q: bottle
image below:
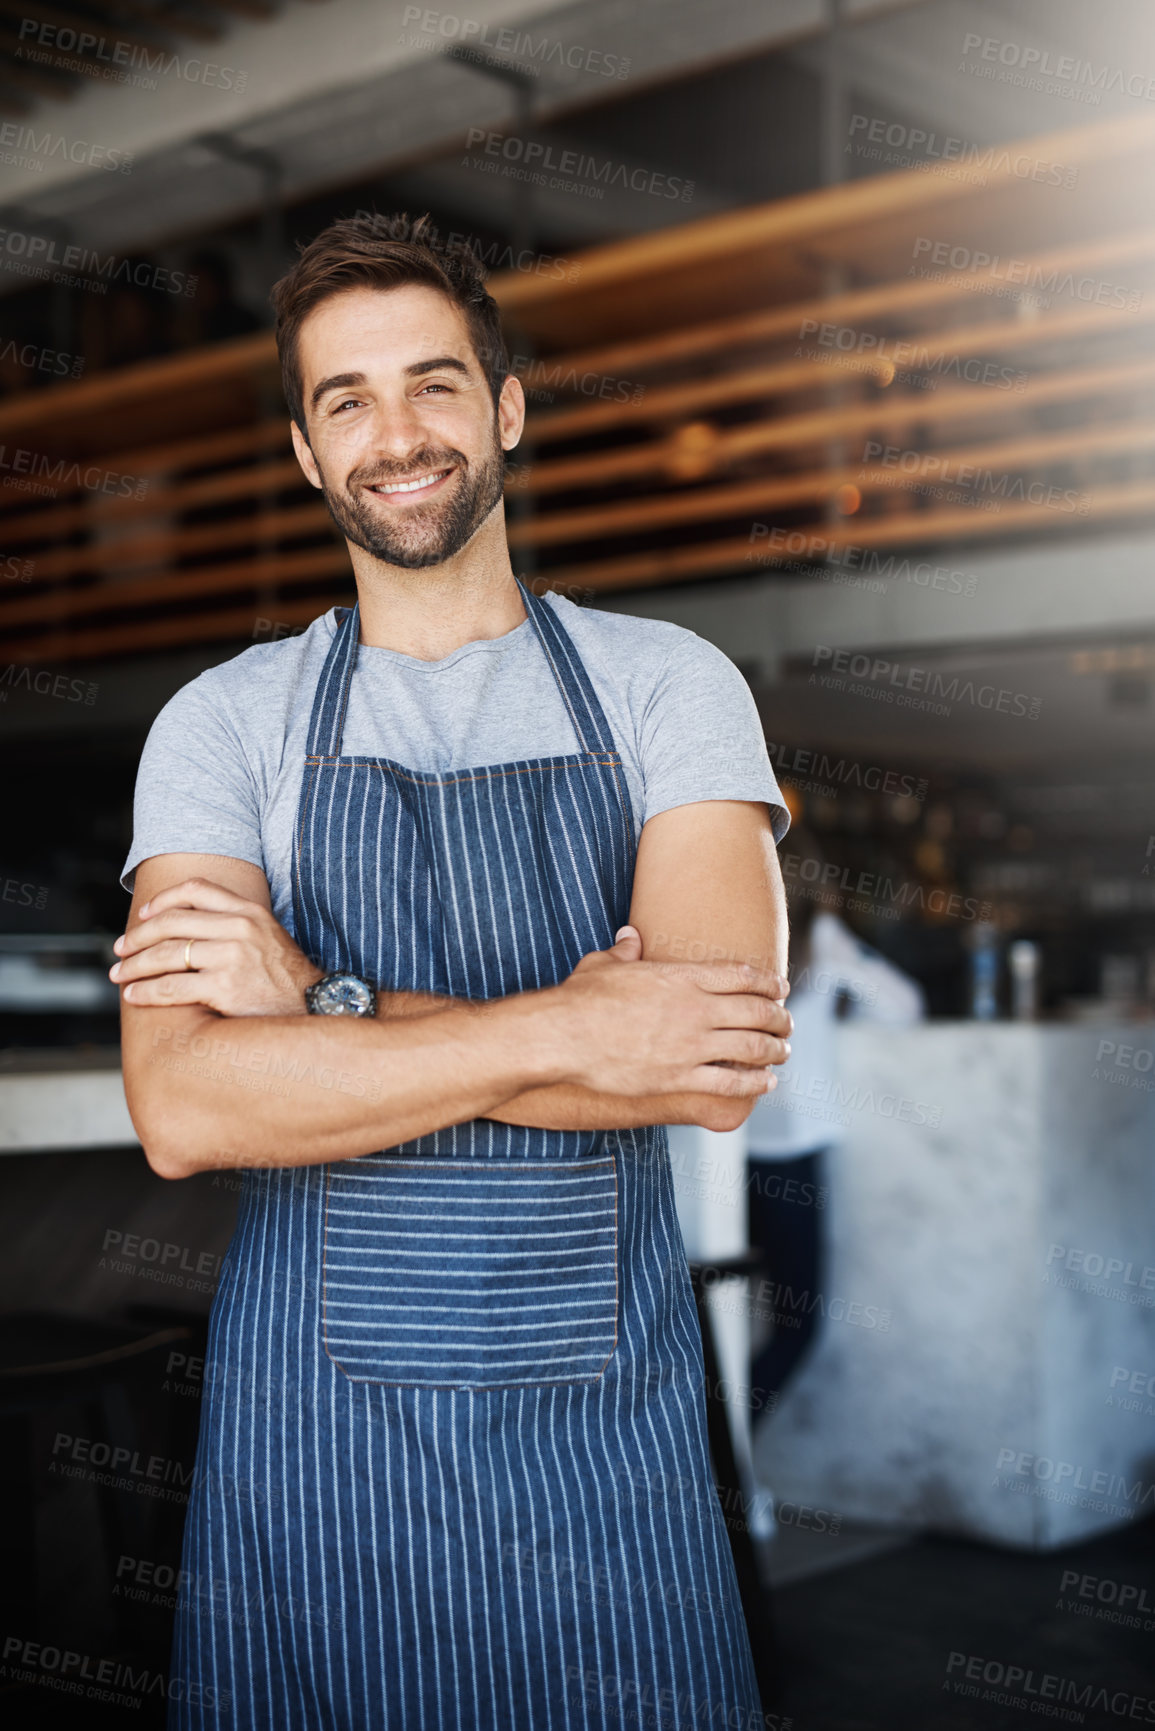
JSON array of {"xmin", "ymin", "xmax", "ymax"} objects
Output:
[
  {"xmin": 970, "ymin": 921, "xmax": 999, "ymax": 1020},
  {"xmin": 1008, "ymin": 940, "xmax": 1040, "ymax": 1020}
]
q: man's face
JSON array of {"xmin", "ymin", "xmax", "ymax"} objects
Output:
[{"xmin": 292, "ymin": 283, "xmax": 522, "ymax": 569}]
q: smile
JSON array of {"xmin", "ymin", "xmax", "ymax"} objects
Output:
[{"xmin": 368, "ymin": 468, "xmax": 453, "ymax": 500}]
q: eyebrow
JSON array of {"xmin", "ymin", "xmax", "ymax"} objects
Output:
[{"xmin": 309, "ymin": 356, "xmax": 473, "ymax": 412}]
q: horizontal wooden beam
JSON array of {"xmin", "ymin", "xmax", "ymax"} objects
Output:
[
  {"xmin": 6, "ymin": 547, "xmax": 351, "ymax": 659},
  {"xmin": 509, "ymin": 418, "xmax": 1155, "ymax": 551},
  {"xmin": 525, "ymin": 230, "xmax": 1155, "ymax": 383},
  {"xmin": 528, "ymin": 479, "xmax": 1155, "ymax": 596},
  {"xmin": 518, "ymin": 351, "xmax": 1155, "ymax": 497},
  {"xmin": 491, "ymin": 112, "xmax": 1155, "ymax": 316},
  {"xmin": 522, "ymin": 292, "xmax": 1155, "ymax": 444}
]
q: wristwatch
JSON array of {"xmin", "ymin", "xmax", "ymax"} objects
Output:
[{"xmin": 304, "ymin": 971, "xmax": 378, "ymax": 1017}]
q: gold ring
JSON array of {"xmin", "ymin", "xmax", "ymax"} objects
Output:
[{"xmin": 184, "ymin": 938, "xmax": 195, "ymax": 972}]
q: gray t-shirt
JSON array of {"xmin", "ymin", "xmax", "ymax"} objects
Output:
[{"xmin": 122, "ymin": 592, "xmax": 789, "ymax": 929}]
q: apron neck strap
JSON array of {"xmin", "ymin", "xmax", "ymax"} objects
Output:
[
  {"xmin": 306, "ymin": 602, "xmax": 361, "ymax": 758},
  {"xmin": 515, "ymin": 580, "xmax": 617, "ymax": 755},
  {"xmin": 306, "ymin": 584, "xmax": 618, "ymax": 759}
]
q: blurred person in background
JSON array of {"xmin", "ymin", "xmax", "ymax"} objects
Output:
[{"xmin": 745, "ymin": 824, "xmax": 924, "ymax": 1532}]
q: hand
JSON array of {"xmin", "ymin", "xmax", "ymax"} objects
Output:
[
  {"xmin": 110, "ymin": 877, "xmax": 324, "ymax": 1015},
  {"xmin": 569, "ymin": 924, "xmax": 645, "ymax": 974},
  {"xmin": 554, "ymin": 944, "xmax": 792, "ymax": 1101}
]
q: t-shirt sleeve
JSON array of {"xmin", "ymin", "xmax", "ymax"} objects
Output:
[
  {"xmin": 120, "ymin": 673, "xmax": 265, "ymax": 896},
  {"xmin": 638, "ymin": 631, "xmax": 790, "ymax": 841}
]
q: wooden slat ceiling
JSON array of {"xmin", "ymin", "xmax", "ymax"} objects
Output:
[{"xmin": 2, "ymin": 109, "xmax": 1155, "ymax": 664}]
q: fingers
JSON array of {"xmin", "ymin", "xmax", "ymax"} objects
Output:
[
  {"xmin": 704, "ymin": 992, "xmax": 793, "ymax": 1039},
  {"xmin": 119, "ymin": 971, "xmax": 220, "ymax": 1007},
  {"xmin": 609, "ymin": 926, "xmax": 643, "ymax": 961},
  {"xmin": 116, "ymin": 909, "xmax": 251, "ymax": 959},
  {"xmin": 137, "ymin": 878, "xmax": 253, "ymax": 921},
  {"xmin": 661, "ymin": 960, "xmax": 789, "ymax": 1000},
  {"xmin": 707, "ymin": 1031, "xmax": 791, "ymax": 1069},
  {"xmin": 686, "ymin": 1064, "xmax": 776, "ymax": 1098},
  {"xmin": 114, "ymin": 938, "xmax": 237, "ymax": 988}
]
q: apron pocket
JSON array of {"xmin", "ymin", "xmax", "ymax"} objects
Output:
[{"xmin": 321, "ymin": 1155, "xmax": 619, "ymax": 1388}]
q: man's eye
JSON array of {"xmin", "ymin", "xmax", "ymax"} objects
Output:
[
  {"xmin": 419, "ymin": 382, "xmax": 452, "ymax": 394},
  {"xmin": 332, "ymin": 398, "xmax": 362, "ymax": 414}
]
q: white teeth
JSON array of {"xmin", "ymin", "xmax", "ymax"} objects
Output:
[{"xmin": 371, "ymin": 470, "xmax": 448, "ymax": 495}]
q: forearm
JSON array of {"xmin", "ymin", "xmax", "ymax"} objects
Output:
[
  {"xmin": 125, "ymin": 992, "xmax": 568, "ymax": 1179},
  {"xmin": 378, "ymin": 993, "xmax": 751, "ymax": 1131},
  {"xmin": 487, "ymin": 1083, "xmax": 755, "ymax": 1134},
  {"xmin": 378, "ymin": 997, "xmax": 763, "ymax": 1132}
]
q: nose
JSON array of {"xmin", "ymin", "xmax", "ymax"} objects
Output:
[{"xmin": 363, "ymin": 392, "xmax": 432, "ymax": 464}]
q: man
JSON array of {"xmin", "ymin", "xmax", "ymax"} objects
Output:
[{"xmin": 115, "ymin": 213, "xmax": 792, "ymax": 1729}]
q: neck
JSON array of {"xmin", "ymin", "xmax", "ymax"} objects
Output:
[{"xmin": 349, "ymin": 516, "xmax": 526, "ymax": 660}]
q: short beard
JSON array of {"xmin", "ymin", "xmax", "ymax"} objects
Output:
[{"xmin": 315, "ymin": 419, "xmax": 507, "ymax": 570}]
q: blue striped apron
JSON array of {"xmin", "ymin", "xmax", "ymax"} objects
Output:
[{"xmin": 169, "ymin": 582, "xmax": 762, "ymax": 1728}]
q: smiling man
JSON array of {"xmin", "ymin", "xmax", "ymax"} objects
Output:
[{"xmin": 116, "ymin": 213, "xmax": 792, "ymax": 1730}]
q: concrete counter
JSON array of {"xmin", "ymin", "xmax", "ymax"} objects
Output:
[{"xmin": 754, "ymin": 1022, "xmax": 1155, "ymax": 1549}]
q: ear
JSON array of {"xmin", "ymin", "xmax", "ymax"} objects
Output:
[
  {"xmin": 289, "ymin": 419, "xmax": 322, "ymax": 490},
  {"xmin": 498, "ymin": 372, "xmax": 526, "ymax": 453}
]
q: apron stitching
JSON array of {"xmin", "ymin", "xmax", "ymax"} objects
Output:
[{"xmin": 303, "ymin": 756, "xmax": 619, "ymax": 778}]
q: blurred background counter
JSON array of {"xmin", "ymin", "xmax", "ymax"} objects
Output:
[{"xmin": 672, "ymin": 1020, "xmax": 1155, "ymax": 1552}]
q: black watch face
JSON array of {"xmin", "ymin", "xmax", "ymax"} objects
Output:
[{"xmin": 311, "ymin": 973, "xmax": 374, "ymax": 1015}]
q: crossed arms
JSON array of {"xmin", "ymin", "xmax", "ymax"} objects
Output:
[{"xmin": 118, "ymin": 800, "xmax": 790, "ymax": 1179}]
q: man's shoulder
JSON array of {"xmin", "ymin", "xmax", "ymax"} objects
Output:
[
  {"xmin": 156, "ymin": 610, "xmax": 335, "ymax": 731},
  {"xmin": 544, "ymin": 592, "xmax": 727, "ymax": 677}
]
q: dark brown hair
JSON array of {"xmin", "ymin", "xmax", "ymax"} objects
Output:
[{"xmin": 269, "ymin": 212, "xmax": 511, "ymax": 441}]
